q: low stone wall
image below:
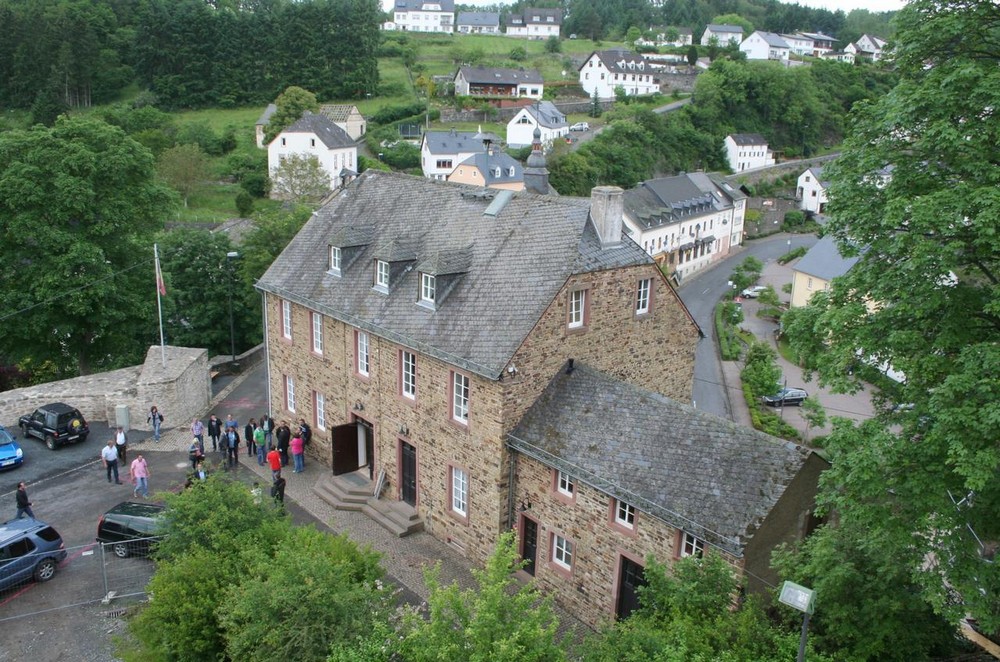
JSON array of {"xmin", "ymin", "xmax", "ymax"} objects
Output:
[{"xmin": 0, "ymin": 345, "xmax": 210, "ymax": 433}]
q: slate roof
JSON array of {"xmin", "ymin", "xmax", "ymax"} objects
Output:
[
  {"xmin": 508, "ymin": 362, "xmax": 813, "ymax": 556},
  {"xmin": 506, "ymin": 8, "xmax": 562, "ymax": 27},
  {"xmin": 457, "ymin": 11, "xmax": 499, "ymax": 27},
  {"xmin": 793, "ymin": 235, "xmax": 860, "ymax": 282},
  {"xmin": 706, "ymin": 23, "xmax": 743, "ymax": 33},
  {"xmin": 456, "ymin": 66, "xmax": 543, "ymax": 86},
  {"xmin": 422, "ymin": 129, "xmax": 488, "ymax": 156},
  {"xmin": 279, "ymin": 112, "xmax": 355, "ymax": 149},
  {"xmin": 256, "ymin": 171, "xmax": 651, "ymax": 379},
  {"xmin": 728, "ymin": 133, "xmax": 769, "ymax": 146},
  {"xmin": 521, "ymin": 101, "xmax": 566, "ymax": 128},
  {"xmin": 395, "ymin": 0, "xmax": 454, "ymax": 11},
  {"xmin": 751, "ymin": 31, "xmax": 791, "ymax": 49},
  {"xmin": 319, "ymin": 104, "xmax": 361, "ymax": 123},
  {"xmin": 455, "ymin": 150, "xmax": 524, "ymax": 185},
  {"xmin": 803, "ymin": 166, "xmax": 829, "ymax": 187},
  {"xmin": 581, "ymin": 49, "xmax": 648, "ymax": 74},
  {"xmin": 256, "ymin": 103, "xmax": 277, "ymax": 127},
  {"xmin": 624, "ymin": 173, "xmax": 743, "ymax": 229},
  {"xmin": 799, "ymin": 31, "xmax": 838, "ymax": 43}
]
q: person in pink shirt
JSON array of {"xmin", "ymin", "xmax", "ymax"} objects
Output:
[
  {"xmin": 129, "ymin": 454, "xmax": 150, "ymax": 499},
  {"xmin": 290, "ymin": 433, "xmax": 305, "ymax": 473}
]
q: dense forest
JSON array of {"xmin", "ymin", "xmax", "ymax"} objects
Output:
[
  {"xmin": 460, "ymin": 0, "xmax": 896, "ymax": 46},
  {"xmin": 0, "ymin": 0, "xmax": 382, "ymax": 111}
]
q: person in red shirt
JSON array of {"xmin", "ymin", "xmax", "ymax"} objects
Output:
[{"xmin": 267, "ymin": 446, "xmax": 282, "ymax": 480}]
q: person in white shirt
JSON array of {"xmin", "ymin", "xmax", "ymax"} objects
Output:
[
  {"xmin": 101, "ymin": 440, "xmax": 122, "ymax": 484},
  {"xmin": 115, "ymin": 426, "xmax": 128, "ymax": 463}
]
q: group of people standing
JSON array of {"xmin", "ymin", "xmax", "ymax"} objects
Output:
[
  {"xmin": 189, "ymin": 413, "xmax": 311, "ymax": 481},
  {"xmin": 99, "ymin": 437, "xmax": 150, "ymax": 498}
]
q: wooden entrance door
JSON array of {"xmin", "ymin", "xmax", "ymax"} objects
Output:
[
  {"xmin": 616, "ymin": 556, "xmax": 646, "ymax": 620},
  {"xmin": 520, "ymin": 516, "xmax": 538, "ymax": 576},
  {"xmin": 330, "ymin": 423, "xmax": 359, "ymax": 475},
  {"xmin": 400, "ymin": 441, "xmax": 417, "ymax": 506}
]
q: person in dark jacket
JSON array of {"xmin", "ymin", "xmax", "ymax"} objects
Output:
[
  {"xmin": 15, "ymin": 482, "xmax": 34, "ymax": 519},
  {"xmin": 224, "ymin": 427, "xmax": 241, "ymax": 469},
  {"xmin": 271, "ymin": 475, "xmax": 286, "ymax": 506},
  {"xmin": 207, "ymin": 415, "xmax": 223, "ymax": 453},
  {"xmin": 244, "ymin": 419, "xmax": 257, "ymax": 458},
  {"xmin": 275, "ymin": 421, "xmax": 291, "ymax": 467}
]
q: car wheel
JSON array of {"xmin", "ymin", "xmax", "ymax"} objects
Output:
[
  {"xmin": 113, "ymin": 543, "xmax": 130, "ymax": 558},
  {"xmin": 34, "ymin": 558, "xmax": 57, "ymax": 582},
  {"xmin": 21, "ymin": 425, "xmax": 30, "ymax": 438},
  {"xmin": 44, "ymin": 435, "xmax": 57, "ymax": 450}
]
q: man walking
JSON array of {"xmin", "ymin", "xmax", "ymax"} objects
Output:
[
  {"xmin": 15, "ymin": 482, "xmax": 34, "ymax": 519},
  {"xmin": 130, "ymin": 454, "xmax": 150, "ymax": 499},
  {"xmin": 254, "ymin": 424, "xmax": 266, "ymax": 466},
  {"xmin": 207, "ymin": 414, "xmax": 222, "ymax": 453},
  {"xmin": 147, "ymin": 405, "xmax": 163, "ymax": 442},
  {"xmin": 102, "ymin": 439, "xmax": 122, "ymax": 484},
  {"xmin": 115, "ymin": 425, "xmax": 128, "ymax": 463},
  {"xmin": 260, "ymin": 413, "xmax": 274, "ymax": 451},
  {"xmin": 225, "ymin": 426, "xmax": 241, "ymax": 469}
]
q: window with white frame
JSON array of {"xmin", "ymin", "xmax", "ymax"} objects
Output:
[
  {"xmin": 285, "ymin": 375, "xmax": 296, "ymax": 412},
  {"xmin": 615, "ymin": 500, "xmax": 636, "ymax": 529},
  {"xmin": 680, "ymin": 531, "xmax": 704, "ymax": 558},
  {"xmin": 451, "ymin": 466, "xmax": 468, "ymax": 516},
  {"xmin": 552, "ymin": 534, "xmax": 573, "ymax": 570},
  {"xmin": 311, "ymin": 312, "xmax": 323, "ymax": 354},
  {"xmin": 357, "ymin": 330, "xmax": 370, "ymax": 377},
  {"xmin": 420, "ymin": 273, "xmax": 436, "ymax": 304},
  {"xmin": 281, "ymin": 300, "xmax": 292, "ymax": 339},
  {"xmin": 636, "ymin": 278, "xmax": 651, "ymax": 315},
  {"xmin": 568, "ymin": 289, "xmax": 585, "ymax": 328},
  {"xmin": 402, "ymin": 351, "xmax": 416, "ymax": 399},
  {"xmin": 452, "ymin": 372, "xmax": 469, "ymax": 424},
  {"xmin": 315, "ymin": 392, "xmax": 326, "ymax": 430},
  {"xmin": 329, "ymin": 246, "xmax": 341, "ymax": 274},
  {"xmin": 375, "ymin": 260, "xmax": 390, "ymax": 290},
  {"xmin": 556, "ymin": 471, "xmax": 574, "ymax": 497}
]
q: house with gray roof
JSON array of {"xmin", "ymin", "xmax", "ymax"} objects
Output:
[
  {"xmin": 267, "ymin": 111, "xmax": 357, "ymax": 198},
  {"xmin": 797, "ymin": 165, "xmax": 829, "ymax": 213},
  {"xmin": 318, "ymin": 104, "xmax": 366, "ymax": 141},
  {"xmin": 700, "ymin": 23, "xmax": 743, "ymax": 46},
  {"xmin": 724, "ymin": 133, "xmax": 776, "ymax": 172},
  {"xmin": 790, "ymin": 235, "xmax": 861, "ymax": 308},
  {"xmin": 447, "ymin": 149, "xmax": 524, "ymax": 191},
  {"xmin": 509, "ymin": 361, "xmax": 827, "ymax": 615},
  {"xmin": 623, "ymin": 173, "xmax": 747, "ymax": 281},
  {"xmin": 453, "ymin": 66, "xmax": 544, "ymax": 99},
  {"xmin": 255, "ymin": 103, "xmax": 278, "ymax": 148},
  {"xmin": 579, "ymin": 49, "xmax": 659, "ymax": 100},
  {"xmin": 506, "ymin": 100, "xmax": 568, "ymax": 148},
  {"xmin": 388, "ymin": 0, "xmax": 455, "ymax": 33},
  {"xmin": 505, "ymin": 7, "xmax": 561, "ymax": 39},
  {"xmin": 255, "ymin": 170, "xmax": 718, "ymax": 626},
  {"xmin": 740, "ymin": 30, "xmax": 792, "ymax": 61},
  {"xmin": 420, "ymin": 128, "xmax": 493, "ymax": 180},
  {"xmin": 456, "ymin": 11, "xmax": 499, "ymax": 34}
]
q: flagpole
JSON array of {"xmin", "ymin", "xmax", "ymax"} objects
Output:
[{"xmin": 154, "ymin": 243, "xmax": 166, "ymax": 367}]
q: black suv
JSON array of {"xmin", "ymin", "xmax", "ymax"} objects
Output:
[
  {"xmin": 96, "ymin": 501, "xmax": 165, "ymax": 558},
  {"xmin": 19, "ymin": 403, "xmax": 89, "ymax": 450}
]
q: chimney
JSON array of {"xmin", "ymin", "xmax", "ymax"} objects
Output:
[{"xmin": 590, "ymin": 186, "xmax": 624, "ymax": 248}]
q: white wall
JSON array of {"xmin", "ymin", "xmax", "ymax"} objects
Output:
[
  {"xmin": 269, "ymin": 132, "xmax": 357, "ymax": 190},
  {"xmin": 797, "ymin": 170, "xmax": 828, "ymax": 213},
  {"xmin": 506, "ymin": 110, "xmax": 568, "ymax": 148},
  {"xmin": 579, "ymin": 54, "xmax": 658, "ymax": 100},
  {"xmin": 724, "ymin": 136, "xmax": 775, "ymax": 172}
]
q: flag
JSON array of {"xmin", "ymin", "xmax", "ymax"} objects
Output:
[{"xmin": 155, "ymin": 258, "xmax": 167, "ymax": 296}]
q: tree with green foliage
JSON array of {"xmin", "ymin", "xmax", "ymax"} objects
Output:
[
  {"xmin": 626, "ymin": 26, "xmax": 641, "ymax": 44},
  {"xmin": 686, "ymin": 44, "xmax": 698, "ymax": 68},
  {"xmin": 0, "ymin": 117, "xmax": 174, "ymax": 377},
  {"xmin": 799, "ymin": 397, "xmax": 826, "ymax": 441},
  {"xmin": 157, "ymin": 143, "xmax": 209, "ymax": 207},
  {"xmin": 265, "ymin": 85, "xmax": 319, "ymax": 145},
  {"xmin": 545, "ymin": 35, "xmax": 561, "ymax": 54},
  {"xmin": 711, "ymin": 13, "xmax": 754, "ymax": 37},
  {"xmin": 778, "ymin": 0, "xmax": 1000, "ymax": 641},
  {"xmin": 509, "ymin": 46, "xmax": 527, "ymax": 61},
  {"xmin": 589, "ymin": 88, "xmax": 601, "ymax": 118},
  {"xmin": 729, "ymin": 255, "xmax": 763, "ymax": 292},
  {"xmin": 270, "ymin": 154, "xmax": 331, "ymax": 204},
  {"xmin": 741, "ymin": 341, "xmax": 781, "ymax": 399},
  {"xmin": 399, "ymin": 532, "xmax": 566, "ymax": 661}
]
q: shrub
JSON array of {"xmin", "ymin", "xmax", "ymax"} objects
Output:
[
  {"xmin": 235, "ymin": 191, "xmax": 254, "ymax": 217},
  {"xmin": 783, "ymin": 210, "xmax": 806, "ymax": 229},
  {"xmin": 545, "ymin": 36, "xmax": 561, "ymax": 53},
  {"xmin": 371, "ymin": 101, "xmax": 427, "ymax": 125},
  {"xmin": 777, "ymin": 246, "xmax": 807, "ymax": 264},
  {"xmin": 510, "ymin": 46, "xmax": 527, "ymax": 61},
  {"xmin": 715, "ymin": 302, "xmax": 741, "ymax": 361}
]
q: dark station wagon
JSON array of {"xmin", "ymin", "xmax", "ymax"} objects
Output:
[{"xmin": 96, "ymin": 501, "xmax": 166, "ymax": 558}]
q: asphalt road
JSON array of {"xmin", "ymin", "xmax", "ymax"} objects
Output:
[{"xmin": 677, "ymin": 233, "xmax": 818, "ymax": 420}]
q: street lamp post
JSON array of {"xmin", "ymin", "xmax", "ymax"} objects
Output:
[
  {"xmin": 226, "ymin": 251, "xmax": 239, "ymax": 366},
  {"xmin": 779, "ymin": 581, "xmax": 816, "ymax": 662}
]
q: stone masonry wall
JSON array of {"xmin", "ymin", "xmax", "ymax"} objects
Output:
[
  {"xmin": 0, "ymin": 345, "xmax": 210, "ymax": 433},
  {"xmin": 514, "ymin": 454, "xmax": 741, "ymax": 629}
]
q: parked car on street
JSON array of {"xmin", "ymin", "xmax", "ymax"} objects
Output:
[
  {"xmin": 18, "ymin": 403, "xmax": 89, "ymax": 450},
  {"xmin": 0, "ymin": 426, "xmax": 24, "ymax": 470},
  {"xmin": 96, "ymin": 501, "xmax": 165, "ymax": 558},
  {"xmin": 0, "ymin": 518, "xmax": 67, "ymax": 591},
  {"xmin": 741, "ymin": 285, "xmax": 768, "ymax": 298},
  {"xmin": 762, "ymin": 387, "xmax": 808, "ymax": 406},
  {"xmin": 570, "ymin": 122, "xmax": 590, "ymax": 132}
]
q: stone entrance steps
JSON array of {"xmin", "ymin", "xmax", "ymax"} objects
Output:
[{"xmin": 314, "ymin": 472, "xmax": 424, "ymax": 537}]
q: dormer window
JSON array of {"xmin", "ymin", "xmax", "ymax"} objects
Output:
[
  {"xmin": 494, "ymin": 167, "xmax": 501, "ymax": 177},
  {"xmin": 420, "ymin": 273, "xmax": 436, "ymax": 304},
  {"xmin": 508, "ymin": 166, "xmax": 515, "ymax": 176},
  {"xmin": 328, "ymin": 246, "xmax": 341, "ymax": 275},
  {"xmin": 374, "ymin": 259, "xmax": 390, "ymax": 291}
]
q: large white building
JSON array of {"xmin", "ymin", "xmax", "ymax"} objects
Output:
[
  {"xmin": 578, "ymin": 49, "xmax": 659, "ymax": 100},
  {"xmin": 700, "ymin": 24, "xmax": 743, "ymax": 46},
  {"xmin": 268, "ymin": 112, "xmax": 358, "ymax": 196},
  {"xmin": 724, "ymin": 133, "xmax": 775, "ymax": 172},
  {"xmin": 506, "ymin": 101, "xmax": 568, "ymax": 148},
  {"xmin": 505, "ymin": 8, "xmax": 561, "ymax": 39},
  {"xmin": 740, "ymin": 31, "xmax": 791, "ymax": 62},
  {"xmin": 389, "ymin": 0, "xmax": 454, "ymax": 33}
]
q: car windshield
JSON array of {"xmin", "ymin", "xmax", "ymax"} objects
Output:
[{"xmin": 0, "ymin": 427, "xmax": 13, "ymax": 444}]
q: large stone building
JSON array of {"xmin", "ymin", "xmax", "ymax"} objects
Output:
[{"xmin": 256, "ymin": 171, "xmax": 825, "ymax": 627}]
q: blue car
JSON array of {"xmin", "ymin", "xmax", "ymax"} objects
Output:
[
  {"xmin": 0, "ymin": 519, "xmax": 67, "ymax": 591},
  {"xmin": 0, "ymin": 425, "xmax": 23, "ymax": 470}
]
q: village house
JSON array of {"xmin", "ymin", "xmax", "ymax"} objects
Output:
[
  {"xmin": 622, "ymin": 173, "xmax": 746, "ymax": 282},
  {"xmin": 256, "ymin": 103, "xmax": 365, "ymax": 147},
  {"xmin": 780, "ymin": 32, "xmax": 814, "ymax": 57},
  {"xmin": 455, "ymin": 11, "xmax": 499, "ymax": 34},
  {"xmin": 505, "ymin": 7, "xmax": 561, "ymax": 39},
  {"xmin": 636, "ymin": 26, "xmax": 693, "ymax": 48},
  {"xmin": 453, "ymin": 66, "xmax": 544, "ymax": 99},
  {"xmin": 700, "ymin": 23, "xmax": 743, "ymax": 46},
  {"xmin": 388, "ymin": 0, "xmax": 454, "ymax": 33},
  {"xmin": 740, "ymin": 31, "xmax": 791, "ymax": 62},
  {"xmin": 256, "ymin": 169, "xmax": 826, "ymax": 628},
  {"xmin": 797, "ymin": 165, "xmax": 829, "ymax": 213},
  {"xmin": 446, "ymin": 148, "xmax": 524, "ymax": 191},
  {"xmin": 798, "ymin": 31, "xmax": 838, "ymax": 56},
  {"xmin": 819, "ymin": 50, "xmax": 856, "ymax": 64},
  {"xmin": 505, "ymin": 100, "xmax": 568, "ymax": 148},
  {"xmin": 790, "ymin": 234, "xmax": 860, "ymax": 308},
  {"xmin": 845, "ymin": 34, "xmax": 888, "ymax": 61},
  {"xmin": 579, "ymin": 49, "xmax": 659, "ymax": 100},
  {"xmin": 419, "ymin": 128, "xmax": 490, "ymax": 180},
  {"xmin": 724, "ymin": 133, "xmax": 776, "ymax": 172},
  {"xmin": 267, "ymin": 112, "xmax": 357, "ymax": 196}
]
